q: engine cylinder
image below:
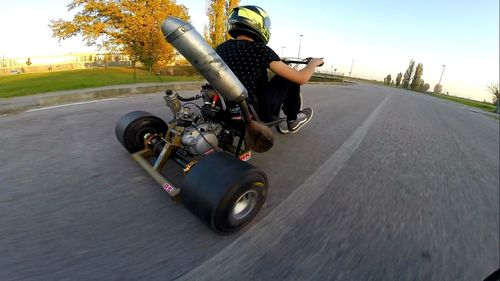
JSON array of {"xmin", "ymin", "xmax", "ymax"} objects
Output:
[
  {"xmin": 161, "ymin": 17, "xmax": 248, "ymax": 104},
  {"xmin": 181, "ymin": 126, "xmax": 218, "ymax": 155}
]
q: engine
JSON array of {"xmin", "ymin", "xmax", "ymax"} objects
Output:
[
  {"xmin": 169, "ymin": 102, "xmax": 222, "ymax": 156},
  {"xmin": 181, "ymin": 124, "xmax": 220, "ymax": 155}
]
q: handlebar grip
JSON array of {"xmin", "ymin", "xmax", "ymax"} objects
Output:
[
  {"xmin": 281, "ymin": 59, "xmax": 304, "ymax": 65},
  {"xmin": 305, "ymin": 57, "xmax": 324, "ymax": 67}
]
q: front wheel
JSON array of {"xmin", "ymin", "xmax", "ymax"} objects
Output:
[
  {"xmin": 181, "ymin": 152, "xmax": 268, "ymax": 234},
  {"xmin": 115, "ymin": 111, "xmax": 168, "ymax": 153}
]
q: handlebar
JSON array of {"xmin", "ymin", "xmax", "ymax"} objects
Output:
[{"xmin": 281, "ymin": 57, "xmax": 324, "ymax": 67}]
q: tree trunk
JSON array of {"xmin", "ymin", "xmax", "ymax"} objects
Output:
[{"xmin": 133, "ymin": 61, "xmax": 137, "ymax": 80}]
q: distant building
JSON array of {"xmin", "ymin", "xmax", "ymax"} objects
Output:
[{"xmin": 0, "ymin": 52, "xmax": 134, "ymax": 75}]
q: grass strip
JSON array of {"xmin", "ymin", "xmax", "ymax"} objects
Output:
[
  {"xmin": 0, "ymin": 67, "xmax": 201, "ymax": 98},
  {"xmin": 429, "ymin": 92, "xmax": 497, "ymax": 113}
]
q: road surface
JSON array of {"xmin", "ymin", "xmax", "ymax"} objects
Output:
[{"xmin": 1, "ymin": 83, "xmax": 498, "ymax": 280}]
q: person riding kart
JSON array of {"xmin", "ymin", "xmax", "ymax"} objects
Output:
[{"xmin": 215, "ymin": 5, "xmax": 324, "ymax": 133}]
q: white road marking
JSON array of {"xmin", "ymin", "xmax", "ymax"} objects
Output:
[
  {"xmin": 25, "ymin": 98, "xmax": 118, "ymax": 112},
  {"xmin": 176, "ymin": 94, "xmax": 391, "ymax": 281}
]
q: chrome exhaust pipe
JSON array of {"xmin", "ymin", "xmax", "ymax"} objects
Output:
[{"xmin": 161, "ymin": 17, "xmax": 247, "ymax": 104}]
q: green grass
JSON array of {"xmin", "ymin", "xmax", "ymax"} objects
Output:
[
  {"xmin": 429, "ymin": 92, "xmax": 497, "ymax": 113},
  {"xmin": 345, "ymin": 76, "xmax": 385, "ymax": 85},
  {"xmin": 309, "ymin": 76, "xmax": 345, "ymax": 83},
  {"xmin": 0, "ymin": 67, "xmax": 201, "ymax": 98},
  {"xmin": 349, "ymin": 76, "xmax": 497, "ymax": 114}
]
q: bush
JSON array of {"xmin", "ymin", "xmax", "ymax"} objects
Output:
[
  {"xmin": 434, "ymin": 84, "xmax": 443, "ymax": 94},
  {"xmin": 487, "ymin": 83, "xmax": 499, "ymax": 105},
  {"xmin": 421, "ymin": 83, "xmax": 430, "ymax": 92}
]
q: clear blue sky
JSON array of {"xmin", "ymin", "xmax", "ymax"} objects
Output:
[{"xmin": 1, "ymin": 0, "xmax": 498, "ymax": 101}]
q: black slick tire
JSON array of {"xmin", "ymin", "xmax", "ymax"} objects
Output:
[
  {"xmin": 181, "ymin": 152, "xmax": 268, "ymax": 234},
  {"xmin": 115, "ymin": 111, "xmax": 168, "ymax": 153}
]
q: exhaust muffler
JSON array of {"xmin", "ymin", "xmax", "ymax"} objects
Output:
[{"xmin": 161, "ymin": 17, "xmax": 247, "ymax": 104}]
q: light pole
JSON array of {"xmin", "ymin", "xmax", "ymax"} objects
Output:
[
  {"xmin": 297, "ymin": 35, "xmax": 303, "ymax": 60},
  {"xmin": 281, "ymin": 46, "xmax": 286, "ymax": 57},
  {"xmin": 349, "ymin": 59, "xmax": 354, "ymax": 77},
  {"xmin": 438, "ymin": 64, "xmax": 445, "ymax": 85}
]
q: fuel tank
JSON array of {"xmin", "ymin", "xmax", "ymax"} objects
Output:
[{"xmin": 161, "ymin": 17, "xmax": 247, "ymax": 104}]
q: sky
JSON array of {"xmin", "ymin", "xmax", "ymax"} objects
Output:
[{"xmin": 1, "ymin": 0, "xmax": 498, "ymax": 102}]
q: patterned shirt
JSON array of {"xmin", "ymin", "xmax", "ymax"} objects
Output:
[{"xmin": 215, "ymin": 39, "xmax": 281, "ymax": 107}]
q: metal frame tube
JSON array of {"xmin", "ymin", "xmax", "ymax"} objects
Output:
[{"xmin": 132, "ymin": 149, "xmax": 180, "ymax": 199}]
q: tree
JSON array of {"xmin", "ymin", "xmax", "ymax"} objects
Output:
[
  {"xmin": 395, "ymin": 72, "xmax": 402, "ymax": 87},
  {"xmin": 49, "ymin": 0, "xmax": 189, "ymax": 72},
  {"xmin": 410, "ymin": 63, "xmax": 423, "ymax": 90},
  {"xmin": 401, "ymin": 60, "xmax": 415, "ymax": 89},
  {"xmin": 384, "ymin": 74, "xmax": 392, "ymax": 86},
  {"xmin": 205, "ymin": 0, "xmax": 240, "ymax": 47},
  {"xmin": 225, "ymin": 0, "xmax": 240, "ymax": 40},
  {"xmin": 434, "ymin": 84, "xmax": 443, "ymax": 94},
  {"xmin": 416, "ymin": 79, "xmax": 424, "ymax": 92},
  {"xmin": 486, "ymin": 83, "xmax": 499, "ymax": 113}
]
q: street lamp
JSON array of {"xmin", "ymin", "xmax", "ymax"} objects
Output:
[
  {"xmin": 349, "ymin": 59, "xmax": 354, "ymax": 77},
  {"xmin": 281, "ymin": 46, "xmax": 286, "ymax": 57},
  {"xmin": 438, "ymin": 64, "xmax": 445, "ymax": 85},
  {"xmin": 297, "ymin": 35, "xmax": 303, "ymax": 60}
]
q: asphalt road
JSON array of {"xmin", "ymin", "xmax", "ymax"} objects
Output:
[{"xmin": 1, "ymin": 83, "xmax": 498, "ymax": 280}]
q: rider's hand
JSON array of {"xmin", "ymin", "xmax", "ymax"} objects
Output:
[{"xmin": 308, "ymin": 58, "xmax": 324, "ymax": 67}]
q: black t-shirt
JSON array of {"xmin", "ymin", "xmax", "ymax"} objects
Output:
[{"xmin": 215, "ymin": 40, "xmax": 280, "ymax": 107}]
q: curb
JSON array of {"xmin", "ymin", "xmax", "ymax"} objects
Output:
[
  {"xmin": 466, "ymin": 108, "xmax": 500, "ymax": 120},
  {"xmin": 0, "ymin": 81, "xmax": 204, "ymax": 115}
]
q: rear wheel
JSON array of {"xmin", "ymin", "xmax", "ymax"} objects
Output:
[
  {"xmin": 181, "ymin": 152, "xmax": 268, "ymax": 234},
  {"xmin": 115, "ymin": 111, "xmax": 168, "ymax": 153}
]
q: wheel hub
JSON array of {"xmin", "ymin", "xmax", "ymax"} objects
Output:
[{"xmin": 230, "ymin": 190, "xmax": 258, "ymax": 224}]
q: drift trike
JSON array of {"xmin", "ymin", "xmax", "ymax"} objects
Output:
[{"xmin": 115, "ymin": 17, "xmax": 320, "ymax": 234}]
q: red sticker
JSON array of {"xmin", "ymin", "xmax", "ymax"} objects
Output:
[
  {"xmin": 239, "ymin": 151, "xmax": 252, "ymax": 161},
  {"xmin": 163, "ymin": 183, "xmax": 173, "ymax": 193}
]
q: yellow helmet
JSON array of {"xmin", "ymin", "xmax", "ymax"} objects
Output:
[{"xmin": 227, "ymin": 5, "xmax": 271, "ymax": 44}]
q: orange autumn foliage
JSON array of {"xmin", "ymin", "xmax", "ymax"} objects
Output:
[
  {"xmin": 205, "ymin": 0, "xmax": 239, "ymax": 47},
  {"xmin": 50, "ymin": 0, "xmax": 189, "ymax": 70}
]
